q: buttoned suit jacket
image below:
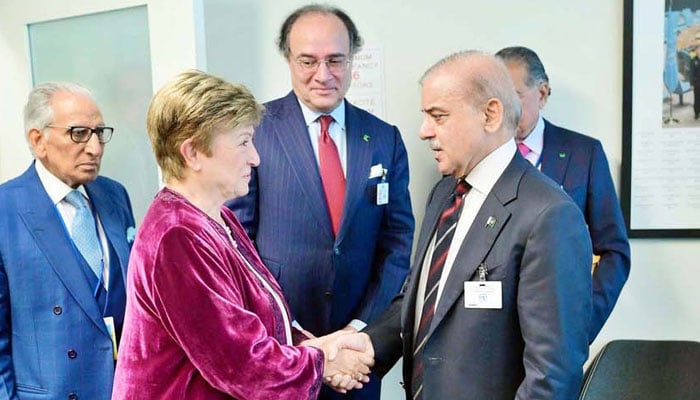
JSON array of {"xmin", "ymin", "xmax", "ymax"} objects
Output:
[
  {"xmin": 366, "ymin": 153, "xmax": 592, "ymax": 400},
  {"xmin": 227, "ymin": 91, "xmax": 415, "ymax": 337},
  {"xmin": 0, "ymin": 163, "xmax": 135, "ymax": 399},
  {"xmin": 541, "ymin": 119, "xmax": 630, "ymax": 341}
]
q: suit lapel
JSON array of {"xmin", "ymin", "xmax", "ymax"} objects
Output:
[
  {"xmin": 540, "ymin": 120, "xmax": 572, "ymax": 185},
  {"xmin": 428, "ymin": 157, "xmax": 524, "ymax": 337},
  {"xmin": 86, "ymin": 182, "xmax": 128, "ymax": 285},
  {"xmin": 336, "ymin": 102, "xmax": 373, "ymax": 241},
  {"xmin": 401, "ymin": 178, "xmax": 455, "ymax": 346},
  {"xmin": 272, "ymin": 92, "xmax": 333, "ymax": 236},
  {"xmin": 18, "ymin": 167, "xmax": 108, "ymax": 335}
]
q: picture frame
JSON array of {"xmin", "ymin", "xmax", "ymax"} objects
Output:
[{"xmin": 621, "ymin": 0, "xmax": 700, "ymax": 237}]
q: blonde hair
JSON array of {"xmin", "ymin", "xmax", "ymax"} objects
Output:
[{"xmin": 146, "ymin": 70, "xmax": 264, "ymax": 181}]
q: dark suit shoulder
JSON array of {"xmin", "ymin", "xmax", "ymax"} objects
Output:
[
  {"xmin": 345, "ymin": 100, "xmax": 396, "ymax": 129},
  {"xmin": 520, "ymin": 165, "xmax": 573, "ymax": 204},
  {"xmin": 545, "ymin": 119, "xmax": 602, "ymax": 150},
  {"xmin": 262, "ymin": 93, "xmax": 294, "ymax": 117}
]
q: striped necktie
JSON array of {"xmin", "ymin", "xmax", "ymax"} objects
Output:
[{"xmin": 411, "ymin": 178, "xmax": 470, "ymax": 400}]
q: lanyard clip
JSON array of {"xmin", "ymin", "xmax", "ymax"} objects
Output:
[{"xmin": 478, "ymin": 264, "xmax": 488, "ymax": 282}]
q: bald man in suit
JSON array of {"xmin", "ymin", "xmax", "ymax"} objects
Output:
[{"xmin": 366, "ymin": 51, "xmax": 592, "ymax": 400}]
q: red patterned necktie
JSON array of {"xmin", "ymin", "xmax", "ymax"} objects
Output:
[
  {"xmin": 411, "ymin": 178, "xmax": 470, "ymax": 400},
  {"xmin": 318, "ymin": 115, "xmax": 345, "ymax": 237}
]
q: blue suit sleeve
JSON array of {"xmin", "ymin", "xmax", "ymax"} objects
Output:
[
  {"xmin": 354, "ymin": 126, "xmax": 415, "ymax": 323},
  {"xmin": 0, "ymin": 260, "xmax": 18, "ymax": 399},
  {"xmin": 585, "ymin": 141, "xmax": 631, "ymax": 341}
]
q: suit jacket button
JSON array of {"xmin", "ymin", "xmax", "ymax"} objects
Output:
[
  {"xmin": 53, "ymin": 305, "xmax": 62, "ymax": 315},
  {"xmin": 324, "ymin": 291, "xmax": 332, "ymax": 298},
  {"xmin": 68, "ymin": 393, "xmax": 78, "ymax": 400},
  {"xmin": 67, "ymin": 349, "xmax": 77, "ymax": 359},
  {"xmin": 333, "ymin": 247, "xmax": 341, "ymax": 255}
]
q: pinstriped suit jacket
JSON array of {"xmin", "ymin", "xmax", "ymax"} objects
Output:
[{"xmin": 227, "ymin": 91, "xmax": 415, "ymax": 337}]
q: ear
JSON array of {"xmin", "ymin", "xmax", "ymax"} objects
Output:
[
  {"xmin": 538, "ymin": 82, "xmax": 550, "ymax": 109},
  {"xmin": 28, "ymin": 128, "xmax": 47, "ymax": 158},
  {"xmin": 179, "ymin": 138, "xmax": 202, "ymax": 172},
  {"xmin": 483, "ymin": 98, "xmax": 504, "ymax": 133}
]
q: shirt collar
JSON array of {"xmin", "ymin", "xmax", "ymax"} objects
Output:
[
  {"xmin": 34, "ymin": 160, "xmax": 89, "ymax": 205},
  {"xmin": 521, "ymin": 114, "xmax": 545, "ymax": 155},
  {"xmin": 465, "ymin": 139, "xmax": 516, "ymax": 196},
  {"xmin": 297, "ymin": 98, "xmax": 346, "ymax": 128}
]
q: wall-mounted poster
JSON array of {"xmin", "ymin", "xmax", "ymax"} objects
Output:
[
  {"xmin": 346, "ymin": 46, "xmax": 385, "ymax": 119},
  {"xmin": 622, "ymin": 0, "xmax": 700, "ymax": 237}
]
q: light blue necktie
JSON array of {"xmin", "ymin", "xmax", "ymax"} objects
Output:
[{"xmin": 65, "ymin": 190, "xmax": 103, "ymax": 279}]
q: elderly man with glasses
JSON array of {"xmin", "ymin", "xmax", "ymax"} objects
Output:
[
  {"xmin": 227, "ymin": 4, "xmax": 414, "ymax": 400},
  {"xmin": 0, "ymin": 82, "xmax": 135, "ymax": 399}
]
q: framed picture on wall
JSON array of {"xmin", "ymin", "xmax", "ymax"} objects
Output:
[{"xmin": 621, "ymin": 0, "xmax": 700, "ymax": 237}]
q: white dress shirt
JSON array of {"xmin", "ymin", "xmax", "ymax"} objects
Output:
[
  {"xmin": 35, "ymin": 160, "xmax": 111, "ymax": 288},
  {"xmin": 414, "ymin": 140, "xmax": 516, "ymax": 335},
  {"xmin": 298, "ymin": 99, "xmax": 348, "ymax": 176},
  {"xmin": 519, "ymin": 115, "xmax": 545, "ymax": 169}
]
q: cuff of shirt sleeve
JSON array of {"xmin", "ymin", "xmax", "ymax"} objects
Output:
[{"xmin": 348, "ymin": 319, "xmax": 367, "ymax": 331}]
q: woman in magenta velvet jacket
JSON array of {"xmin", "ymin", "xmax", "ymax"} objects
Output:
[{"xmin": 112, "ymin": 71, "xmax": 373, "ymax": 400}]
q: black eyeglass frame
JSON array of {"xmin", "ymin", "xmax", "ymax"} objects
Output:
[{"xmin": 45, "ymin": 124, "xmax": 114, "ymax": 144}]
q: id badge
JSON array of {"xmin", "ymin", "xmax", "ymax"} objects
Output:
[
  {"xmin": 103, "ymin": 316, "xmax": 118, "ymax": 360},
  {"xmin": 464, "ymin": 281, "xmax": 502, "ymax": 309},
  {"xmin": 376, "ymin": 182, "xmax": 389, "ymax": 205}
]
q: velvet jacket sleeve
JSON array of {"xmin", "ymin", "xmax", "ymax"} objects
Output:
[{"xmin": 149, "ymin": 225, "xmax": 323, "ymax": 399}]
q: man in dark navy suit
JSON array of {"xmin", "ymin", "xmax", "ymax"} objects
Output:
[
  {"xmin": 227, "ymin": 5, "xmax": 414, "ymax": 399},
  {"xmin": 496, "ymin": 46, "xmax": 631, "ymax": 342}
]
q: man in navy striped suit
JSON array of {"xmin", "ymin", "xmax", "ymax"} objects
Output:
[{"xmin": 227, "ymin": 5, "xmax": 414, "ymax": 399}]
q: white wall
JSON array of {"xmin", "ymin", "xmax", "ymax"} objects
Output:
[{"xmin": 1, "ymin": 0, "xmax": 699, "ymax": 399}]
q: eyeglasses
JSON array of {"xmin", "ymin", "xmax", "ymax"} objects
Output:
[
  {"xmin": 294, "ymin": 56, "xmax": 351, "ymax": 74},
  {"xmin": 45, "ymin": 125, "xmax": 114, "ymax": 144}
]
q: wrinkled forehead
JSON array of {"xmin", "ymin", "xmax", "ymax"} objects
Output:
[{"xmin": 50, "ymin": 92, "xmax": 103, "ymax": 123}]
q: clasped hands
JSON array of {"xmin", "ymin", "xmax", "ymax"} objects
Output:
[{"xmin": 302, "ymin": 328, "xmax": 375, "ymax": 393}]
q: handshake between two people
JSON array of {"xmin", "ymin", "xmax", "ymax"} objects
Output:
[{"xmin": 302, "ymin": 327, "xmax": 375, "ymax": 394}]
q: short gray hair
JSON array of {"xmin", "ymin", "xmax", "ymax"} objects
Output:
[
  {"xmin": 421, "ymin": 50, "xmax": 522, "ymax": 132},
  {"xmin": 23, "ymin": 82, "xmax": 94, "ymax": 135}
]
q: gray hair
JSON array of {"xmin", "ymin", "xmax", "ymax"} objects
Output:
[
  {"xmin": 23, "ymin": 82, "xmax": 95, "ymax": 135},
  {"xmin": 277, "ymin": 4, "xmax": 363, "ymax": 58},
  {"xmin": 495, "ymin": 46, "xmax": 550, "ymax": 90},
  {"xmin": 421, "ymin": 50, "xmax": 522, "ymax": 132}
]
